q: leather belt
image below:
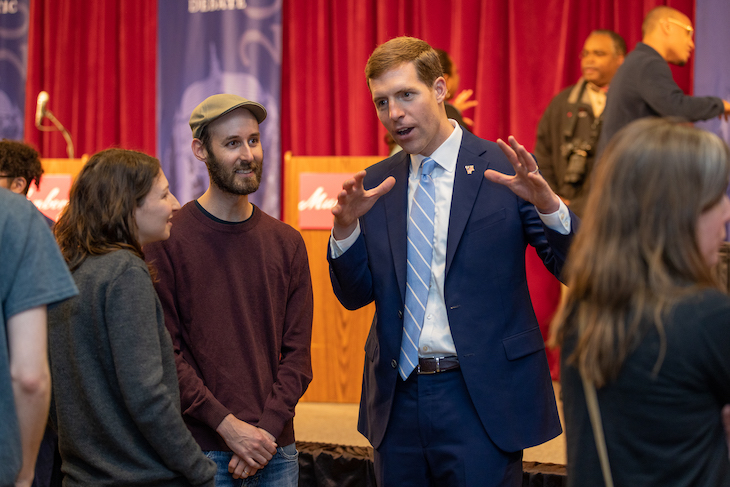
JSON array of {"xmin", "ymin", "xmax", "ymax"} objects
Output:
[{"xmin": 417, "ymin": 356, "xmax": 460, "ymax": 375}]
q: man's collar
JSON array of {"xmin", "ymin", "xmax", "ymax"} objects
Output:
[
  {"xmin": 410, "ymin": 120, "xmax": 462, "ymax": 174},
  {"xmin": 586, "ymin": 81, "xmax": 609, "ymax": 93}
]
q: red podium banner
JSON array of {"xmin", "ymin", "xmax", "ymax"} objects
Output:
[
  {"xmin": 298, "ymin": 173, "xmax": 350, "ymax": 230},
  {"xmin": 27, "ymin": 174, "xmax": 72, "ymax": 222}
]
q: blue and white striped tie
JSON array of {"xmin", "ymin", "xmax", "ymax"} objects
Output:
[{"xmin": 399, "ymin": 157, "xmax": 436, "ymax": 380}]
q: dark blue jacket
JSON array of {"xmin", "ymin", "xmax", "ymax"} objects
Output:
[{"xmin": 328, "ymin": 129, "xmax": 576, "ymax": 451}]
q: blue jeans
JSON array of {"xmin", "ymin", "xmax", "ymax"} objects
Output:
[{"xmin": 204, "ymin": 444, "xmax": 298, "ymax": 487}]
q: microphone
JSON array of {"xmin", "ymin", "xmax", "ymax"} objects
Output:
[
  {"xmin": 35, "ymin": 91, "xmax": 49, "ymax": 126},
  {"xmin": 34, "ymin": 90, "xmax": 75, "ymax": 158}
]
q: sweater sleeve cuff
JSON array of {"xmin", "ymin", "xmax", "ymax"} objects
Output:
[
  {"xmin": 198, "ymin": 397, "xmax": 232, "ymax": 432},
  {"xmin": 257, "ymin": 409, "xmax": 287, "ymax": 440}
]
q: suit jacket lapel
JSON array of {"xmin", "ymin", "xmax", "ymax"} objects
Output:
[
  {"xmin": 445, "ymin": 132, "xmax": 490, "ymax": 277},
  {"xmin": 383, "ymin": 152, "xmax": 409, "ymax": 304}
]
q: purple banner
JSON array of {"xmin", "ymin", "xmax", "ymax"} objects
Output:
[
  {"xmin": 694, "ymin": 0, "xmax": 729, "ymax": 144},
  {"xmin": 0, "ymin": 0, "xmax": 29, "ymax": 141},
  {"xmin": 157, "ymin": 0, "xmax": 281, "ymax": 217},
  {"xmin": 694, "ymin": 0, "xmax": 730, "ymax": 238}
]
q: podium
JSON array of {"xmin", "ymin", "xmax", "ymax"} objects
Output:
[
  {"xmin": 28, "ymin": 157, "xmax": 88, "ymax": 222},
  {"xmin": 283, "ymin": 152, "xmax": 381, "ymax": 403},
  {"xmin": 41, "ymin": 157, "xmax": 88, "ymax": 179}
]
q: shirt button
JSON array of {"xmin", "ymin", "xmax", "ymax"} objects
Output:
[
  {"xmin": 391, "ymin": 359, "xmax": 397, "ymax": 369},
  {"xmin": 422, "ymin": 346, "xmax": 428, "ymax": 352},
  {"xmin": 398, "ymin": 310, "xmax": 403, "ymax": 319},
  {"xmin": 427, "ymin": 314, "xmax": 432, "ymax": 320}
]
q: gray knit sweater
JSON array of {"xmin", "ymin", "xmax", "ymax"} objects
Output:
[{"xmin": 48, "ymin": 250, "xmax": 215, "ymax": 486}]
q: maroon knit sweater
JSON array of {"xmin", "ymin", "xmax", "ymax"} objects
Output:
[{"xmin": 144, "ymin": 202, "xmax": 313, "ymax": 450}]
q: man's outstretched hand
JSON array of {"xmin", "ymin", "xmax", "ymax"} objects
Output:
[
  {"xmin": 484, "ymin": 136, "xmax": 560, "ymax": 214},
  {"xmin": 331, "ymin": 170, "xmax": 396, "ymax": 239}
]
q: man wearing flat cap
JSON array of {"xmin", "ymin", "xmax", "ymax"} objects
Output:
[{"xmin": 144, "ymin": 94, "xmax": 313, "ymax": 486}]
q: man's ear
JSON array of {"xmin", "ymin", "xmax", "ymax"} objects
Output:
[
  {"xmin": 660, "ymin": 18, "xmax": 672, "ymax": 37},
  {"xmin": 9, "ymin": 177, "xmax": 28, "ymax": 195},
  {"xmin": 191, "ymin": 139, "xmax": 208, "ymax": 163},
  {"xmin": 433, "ymin": 76, "xmax": 448, "ymax": 104}
]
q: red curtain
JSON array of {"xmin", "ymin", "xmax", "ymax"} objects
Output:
[
  {"xmin": 24, "ymin": 0, "xmax": 157, "ymax": 159},
  {"xmin": 24, "ymin": 0, "xmax": 694, "ymax": 161},
  {"xmin": 283, "ymin": 0, "xmax": 694, "ymax": 157}
]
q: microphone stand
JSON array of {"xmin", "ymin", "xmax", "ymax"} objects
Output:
[{"xmin": 36, "ymin": 109, "xmax": 75, "ymax": 159}]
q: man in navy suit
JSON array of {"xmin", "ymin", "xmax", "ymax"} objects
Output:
[{"xmin": 328, "ymin": 37, "xmax": 577, "ymax": 486}]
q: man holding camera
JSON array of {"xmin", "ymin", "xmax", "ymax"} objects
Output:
[{"xmin": 534, "ymin": 30, "xmax": 625, "ymax": 217}]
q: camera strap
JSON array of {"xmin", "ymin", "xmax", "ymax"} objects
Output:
[{"xmin": 562, "ymin": 80, "xmax": 590, "ymax": 140}]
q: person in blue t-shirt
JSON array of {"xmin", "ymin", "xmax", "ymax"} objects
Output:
[{"xmin": 0, "ymin": 189, "xmax": 78, "ymax": 487}]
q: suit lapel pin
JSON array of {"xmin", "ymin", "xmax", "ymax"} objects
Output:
[{"xmin": 465, "ymin": 165, "xmax": 475, "ymax": 175}]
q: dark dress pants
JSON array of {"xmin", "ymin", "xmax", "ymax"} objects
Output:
[{"xmin": 374, "ymin": 368, "xmax": 522, "ymax": 487}]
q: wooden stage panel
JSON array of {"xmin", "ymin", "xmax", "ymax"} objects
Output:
[{"xmin": 284, "ymin": 153, "xmax": 381, "ymax": 403}]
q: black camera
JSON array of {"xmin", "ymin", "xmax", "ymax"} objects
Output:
[{"xmin": 560, "ymin": 141, "xmax": 592, "ymax": 184}]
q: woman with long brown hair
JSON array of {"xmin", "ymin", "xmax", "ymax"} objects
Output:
[
  {"xmin": 554, "ymin": 118, "xmax": 730, "ymax": 486},
  {"xmin": 49, "ymin": 148, "xmax": 215, "ymax": 486}
]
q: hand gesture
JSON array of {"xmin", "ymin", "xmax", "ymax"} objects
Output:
[
  {"xmin": 331, "ymin": 170, "xmax": 396, "ymax": 239},
  {"xmin": 484, "ymin": 136, "xmax": 560, "ymax": 214},
  {"xmin": 452, "ymin": 89, "xmax": 478, "ymax": 113},
  {"xmin": 216, "ymin": 415, "xmax": 277, "ymax": 473}
]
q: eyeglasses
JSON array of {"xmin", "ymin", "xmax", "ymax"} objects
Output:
[
  {"xmin": 666, "ymin": 17, "xmax": 694, "ymax": 38},
  {"xmin": 579, "ymin": 49, "xmax": 609, "ymax": 59}
]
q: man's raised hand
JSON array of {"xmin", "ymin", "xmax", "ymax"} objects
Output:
[
  {"xmin": 331, "ymin": 170, "xmax": 395, "ymax": 239},
  {"xmin": 484, "ymin": 136, "xmax": 560, "ymax": 214}
]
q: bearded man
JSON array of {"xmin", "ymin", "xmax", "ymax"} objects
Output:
[{"xmin": 144, "ymin": 94, "xmax": 313, "ymax": 486}]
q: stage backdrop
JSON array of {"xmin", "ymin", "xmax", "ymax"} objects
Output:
[
  {"xmin": 695, "ymin": 0, "xmax": 729, "ymax": 144},
  {"xmin": 282, "ymin": 0, "xmax": 695, "ymax": 160},
  {"xmin": 24, "ymin": 0, "xmax": 701, "ymax": 213},
  {"xmin": 23, "ymin": 0, "xmax": 156, "ymax": 159},
  {"xmin": 157, "ymin": 0, "xmax": 282, "ymax": 215},
  {"xmin": 0, "ymin": 0, "xmax": 29, "ymax": 140}
]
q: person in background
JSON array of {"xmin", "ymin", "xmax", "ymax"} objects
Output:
[
  {"xmin": 598, "ymin": 6, "xmax": 730, "ymax": 154},
  {"xmin": 49, "ymin": 149, "xmax": 216, "ymax": 486},
  {"xmin": 0, "ymin": 139, "xmax": 44, "ymax": 196},
  {"xmin": 0, "ymin": 190, "xmax": 77, "ymax": 487},
  {"xmin": 435, "ymin": 49, "xmax": 478, "ymax": 130},
  {"xmin": 328, "ymin": 36, "xmax": 576, "ymax": 486},
  {"xmin": 532, "ymin": 30, "xmax": 626, "ymax": 382},
  {"xmin": 554, "ymin": 118, "xmax": 730, "ymax": 486},
  {"xmin": 0, "ymin": 140, "xmax": 54, "ymax": 228},
  {"xmin": 144, "ymin": 94, "xmax": 313, "ymax": 486},
  {"xmin": 535, "ymin": 30, "xmax": 625, "ymax": 218}
]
